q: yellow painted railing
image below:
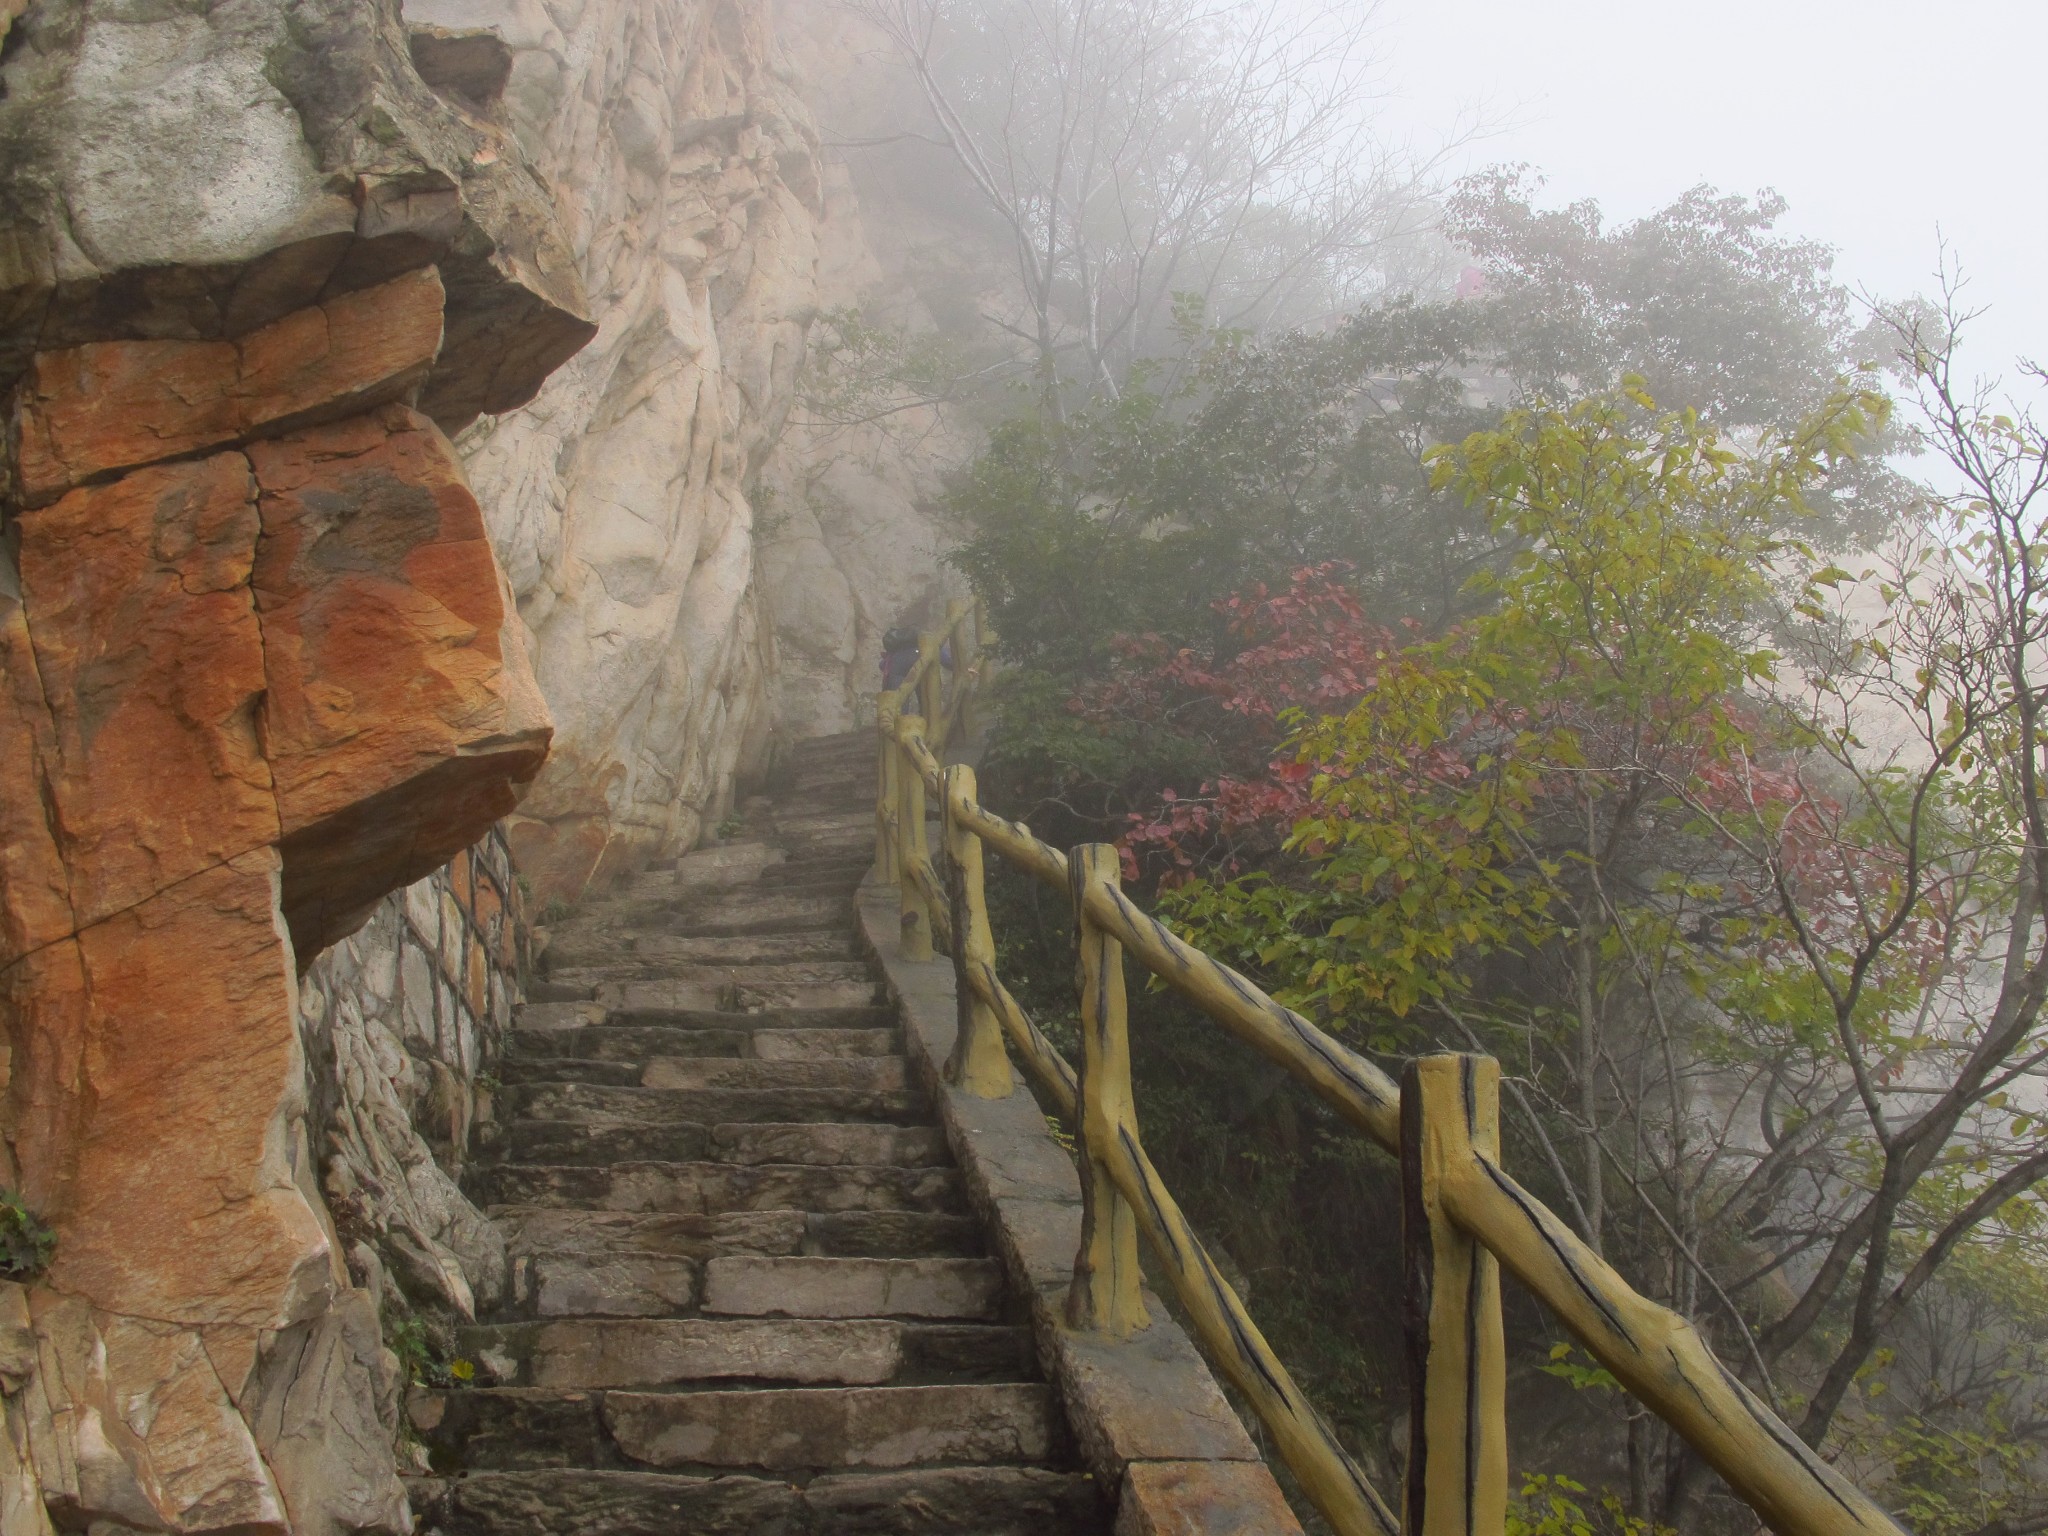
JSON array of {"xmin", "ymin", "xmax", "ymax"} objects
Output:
[{"xmin": 875, "ymin": 604, "xmax": 1908, "ymax": 1536}]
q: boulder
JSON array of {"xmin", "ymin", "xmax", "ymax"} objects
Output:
[{"xmin": 249, "ymin": 405, "xmax": 551, "ymax": 956}]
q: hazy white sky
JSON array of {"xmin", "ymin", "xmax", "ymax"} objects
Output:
[{"xmin": 1371, "ymin": 0, "xmax": 2048, "ymax": 380}]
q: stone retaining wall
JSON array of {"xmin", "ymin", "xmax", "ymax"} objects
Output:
[{"xmin": 299, "ymin": 830, "xmax": 530, "ymax": 1337}]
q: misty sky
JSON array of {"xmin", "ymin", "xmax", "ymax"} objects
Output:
[{"xmin": 1373, "ymin": 0, "xmax": 2048, "ymax": 383}]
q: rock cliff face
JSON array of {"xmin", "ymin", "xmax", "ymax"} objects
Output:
[
  {"xmin": 0, "ymin": 3, "xmax": 583, "ymax": 1531},
  {"xmin": 0, "ymin": 0, "xmax": 959, "ymax": 1529},
  {"xmin": 435, "ymin": 0, "xmax": 958, "ymax": 900}
]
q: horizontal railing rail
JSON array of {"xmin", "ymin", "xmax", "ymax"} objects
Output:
[{"xmin": 871, "ymin": 610, "xmax": 1907, "ymax": 1536}]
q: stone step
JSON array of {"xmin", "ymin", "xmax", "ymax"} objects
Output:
[
  {"xmin": 513, "ymin": 1003, "xmax": 896, "ymax": 1037},
  {"xmin": 498, "ymin": 1118, "xmax": 947, "ymax": 1169},
  {"xmin": 548, "ymin": 890, "xmax": 858, "ymax": 945},
  {"xmin": 702, "ymin": 1257, "xmax": 1003, "ymax": 1321},
  {"xmin": 710, "ymin": 1123, "xmax": 948, "ymax": 1167},
  {"xmin": 805, "ymin": 1210, "xmax": 987, "ymax": 1259},
  {"xmin": 414, "ymin": 1382, "xmax": 1061, "ymax": 1475},
  {"xmin": 750, "ymin": 1025, "xmax": 897, "ymax": 1060},
  {"xmin": 795, "ymin": 1467, "xmax": 1108, "ymax": 1535},
  {"xmin": 501, "ymin": 1208, "xmax": 810, "ymax": 1263},
  {"xmin": 775, "ymin": 833, "xmax": 874, "ymax": 862},
  {"xmin": 507, "ymin": 1023, "xmax": 896, "ymax": 1066},
  {"xmin": 543, "ymin": 951, "xmax": 878, "ymax": 985},
  {"xmin": 639, "ymin": 930, "xmax": 858, "ymax": 962},
  {"xmin": 508, "ymin": 1055, "xmax": 911, "ymax": 1093},
  {"xmin": 607, "ymin": 1382, "xmax": 1061, "ymax": 1471},
  {"xmin": 494, "ymin": 1207, "xmax": 986, "ymax": 1263},
  {"xmin": 509, "ymin": 1024, "xmax": 749, "ymax": 1060},
  {"xmin": 509, "ymin": 1251, "xmax": 700, "ymax": 1319},
  {"xmin": 739, "ymin": 865, "xmax": 873, "ymax": 898},
  {"xmin": 544, "ymin": 930, "xmax": 856, "ymax": 970},
  {"xmin": 459, "ymin": 1316, "xmax": 1028, "ymax": 1389},
  {"xmin": 769, "ymin": 808, "xmax": 878, "ymax": 836},
  {"xmin": 499, "ymin": 1120, "xmax": 716, "ymax": 1167},
  {"xmin": 665, "ymin": 893, "xmax": 854, "ymax": 935},
  {"xmin": 406, "ymin": 1467, "xmax": 794, "ymax": 1536},
  {"xmin": 607, "ymin": 974, "xmax": 882, "ymax": 1013},
  {"xmin": 609, "ymin": 1004, "xmax": 897, "ymax": 1033},
  {"xmin": 499, "ymin": 1058, "xmax": 643, "ymax": 1089},
  {"xmin": 640, "ymin": 1056, "xmax": 909, "ymax": 1093},
  {"xmin": 503, "ymin": 1081, "xmax": 926, "ymax": 1130},
  {"xmin": 550, "ymin": 959, "xmax": 875, "ymax": 991},
  {"xmin": 786, "ymin": 735, "xmax": 872, "ymax": 766},
  {"xmin": 409, "ymin": 1465, "xmax": 1107, "ymax": 1536},
  {"xmin": 477, "ymin": 1160, "xmax": 966, "ymax": 1216}
]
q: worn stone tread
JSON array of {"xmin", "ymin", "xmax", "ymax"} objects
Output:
[
  {"xmin": 507, "ymin": 1025, "xmax": 753, "ymax": 1061},
  {"xmin": 702, "ymin": 1256, "xmax": 1004, "ymax": 1321},
  {"xmin": 492, "ymin": 1206, "xmax": 987, "ymax": 1262},
  {"xmin": 497, "ymin": 1208, "xmax": 807, "ymax": 1261},
  {"xmin": 413, "ymin": 1464, "xmax": 1114, "ymax": 1535},
  {"xmin": 804, "ymin": 1467, "xmax": 1111, "ymax": 1534},
  {"xmin": 708, "ymin": 1122, "xmax": 948, "ymax": 1167},
  {"xmin": 497, "ymin": 1119, "xmax": 714, "ymax": 1167},
  {"xmin": 603, "ymin": 1381, "xmax": 1060, "ymax": 1470},
  {"xmin": 607, "ymin": 1005, "xmax": 897, "ymax": 1032},
  {"xmin": 802, "ymin": 1210, "xmax": 987, "ymax": 1258},
  {"xmin": 479, "ymin": 1159, "xmax": 967, "ymax": 1215},
  {"xmin": 611, "ymin": 975, "xmax": 880, "ymax": 1011},
  {"xmin": 462, "ymin": 1316, "xmax": 911, "ymax": 1388},
  {"xmin": 640, "ymin": 1055, "xmax": 909, "ymax": 1093},
  {"xmin": 461, "ymin": 1316, "xmax": 1036, "ymax": 1388},
  {"xmin": 407, "ymin": 1468, "xmax": 797, "ymax": 1535},
  {"xmin": 504, "ymin": 1080, "xmax": 926, "ymax": 1127}
]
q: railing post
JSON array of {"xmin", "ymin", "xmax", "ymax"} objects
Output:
[
  {"xmin": 875, "ymin": 698, "xmax": 899, "ymax": 884},
  {"xmin": 917, "ymin": 629, "xmax": 943, "ymax": 751},
  {"xmin": 942, "ymin": 764, "xmax": 1012, "ymax": 1098},
  {"xmin": 894, "ymin": 714, "xmax": 934, "ymax": 962},
  {"xmin": 955, "ymin": 601, "xmax": 981, "ymax": 738},
  {"xmin": 1402, "ymin": 1054, "xmax": 1507, "ymax": 1536},
  {"xmin": 1066, "ymin": 843, "xmax": 1148, "ymax": 1337}
]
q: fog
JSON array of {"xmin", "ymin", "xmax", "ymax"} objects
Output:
[{"xmin": 1375, "ymin": 0, "xmax": 2048, "ymax": 376}]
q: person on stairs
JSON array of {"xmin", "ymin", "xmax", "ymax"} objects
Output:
[{"xmin": 881, "ymin": 625, "xmax": 951, "ymax": 692}]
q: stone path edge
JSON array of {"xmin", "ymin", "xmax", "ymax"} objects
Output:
[{"xmin": 858, "ymin": 880, "xmax": 1306, "ymax": 1536}]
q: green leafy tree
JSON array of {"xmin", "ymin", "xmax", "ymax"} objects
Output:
[{"xmin": 1164, "ymin": 351, "xmax": 2048, "ymax": 1525}]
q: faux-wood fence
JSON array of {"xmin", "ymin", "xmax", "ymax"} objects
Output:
[{"xmin": 875, "ymin": 601, "xmax": 1907, "ymax": 1536}]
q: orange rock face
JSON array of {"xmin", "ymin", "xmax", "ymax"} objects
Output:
[
  {"xmin": 56, "ymin": 852, "xmax": 332, "ymax": 1328},
  {"xmin": 0, "ymin": 267, "xmax": 556, "ymax": 1536},
  {"xmin": 0, "ymin": 572, "xmax": 72, "ymax": 970},
  {"xmin": 15, "ymin": 453, "xmax": 278, "ymax": 930},
  {"xmin": 12, "ymin": 268, "xmax": 446, "ymax": 508},
  {"xmin": 250, "ymin": 405, "xmax": 550, "ymax": 955}
]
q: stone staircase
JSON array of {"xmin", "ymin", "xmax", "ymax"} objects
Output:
[{"xmin": 409, "ymin": 731, "xmax": 1113, "ymax": 1534}]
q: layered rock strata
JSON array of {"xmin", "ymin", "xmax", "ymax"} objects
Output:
[
  {"xmin": 301, "ymin": 830, "xmax": 531, "ymax": 1331},
  {"xmin": 437, "ymin": 0, "xmax": 964, "ymax": 898},
  {"xmin": 0, "ymin": 2, "xmax": 596, "ymax": 1527},
  {"xmin": 0, "ymin": 272, "xmax": 554, "ymax": 1533}
]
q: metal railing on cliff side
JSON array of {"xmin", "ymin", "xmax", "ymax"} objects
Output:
[{"xmin": 875, "ymin": 601, "xmax": 1909, "ymax": 1536}]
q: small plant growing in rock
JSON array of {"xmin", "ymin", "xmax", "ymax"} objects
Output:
[
  {"xmin": 715, "ymin": 814, "xmax": 745, "ymax": 839},
  {"xmin": 0, "ymin": 1192, "xmax": 55, "ymax": 1278},
  {"xmin": 389, "ymin": 1315, "xmax": 476, "ymax": 1392}
]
